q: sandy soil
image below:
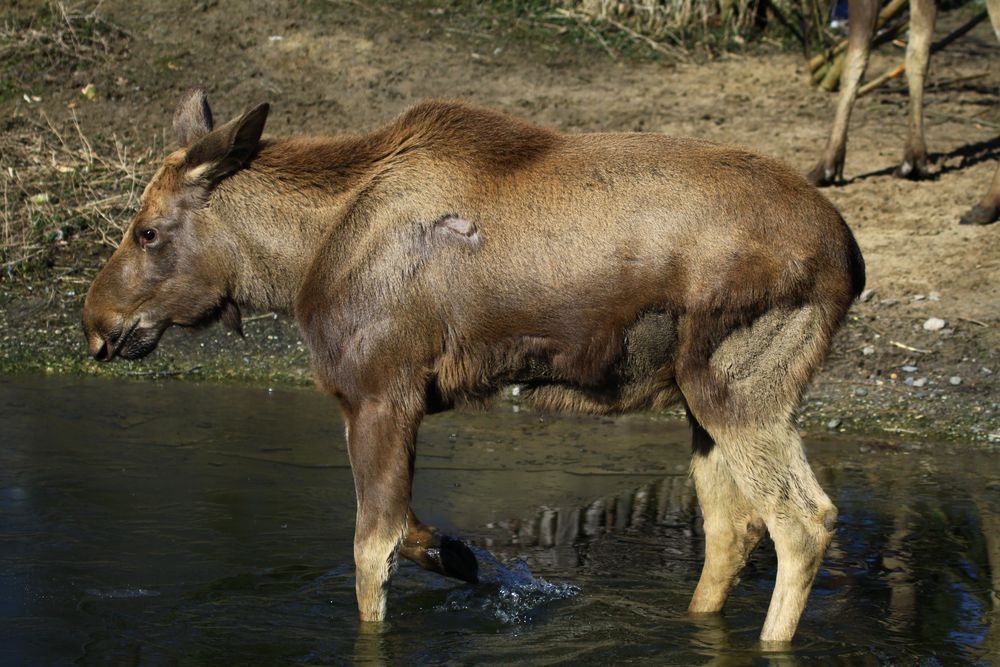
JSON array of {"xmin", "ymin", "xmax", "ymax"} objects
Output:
[{"xmin": 1, "ymin": 1, "xmax": 998, "ymax": 443}]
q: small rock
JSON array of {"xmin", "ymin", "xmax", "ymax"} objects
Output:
[
  {"xmin": 859, "ymin": 288, "xmax": 876, "ymax": 303},
  {"xmin": 913, "ymin": 294, "xmax": 925, "ymax": 301},
  {"xmin": 902, "ymin": 365, "xmax": 918, "ymax": 372},
  {"xmin": 858, "ymin": 444, "xmax": 870, "ymax": 454},
  {"xmin": 826, "ymin": 418, "xmax": 842, "ymax": 430},
  {"xmin": 923, "ymin": 317, "xmax": 947, "ymax": 331},
  {"xmin": 881, "ymin": 298, "xmax": 899, "ymax": 307},
  {"xmin": 854, "ymin": 387, "xmax": 868, "ymax": 396},
  {"xmin": 862, "ymin": 345, "xmax": 875, "ymax": 356},
  {"xmin": 982, "ymin": 367, "xmax": 994, "ymax": 375},
  {"xmin": 904, "ymin": 377, "xmax": 914, "ymax": 386},
  {"xmin": 949, "ymin": 376, "xmax": 962, "ymax": 386},
  {"xmin": 928, "ymin": 292, "xmax": 940, "ymax": 301},
  {"xmin": 913, "ymin": 377, "xmax": 928, "ymax": 388}
]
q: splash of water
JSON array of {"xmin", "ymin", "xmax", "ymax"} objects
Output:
[{"xmin": 440, "ymin": 547, "xmax": 579, "ymax": 624}]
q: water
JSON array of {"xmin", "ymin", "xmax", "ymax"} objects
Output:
[{"xmin": 1, "ymin": 376, "xmax": 997, "ymax": 665}]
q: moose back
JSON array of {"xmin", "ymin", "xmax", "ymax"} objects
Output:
[{"xmin": 83, "ymin": 91, "xmax": 864, "ymax": 643}]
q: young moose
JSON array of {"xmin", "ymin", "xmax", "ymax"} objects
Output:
[{"xmin": 83, "ymin": 90, "xmax": 864, "ymax": 643}]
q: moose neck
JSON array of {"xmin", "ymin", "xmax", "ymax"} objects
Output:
[{"xmin": 208, "ymin": 135, "xmax": 381, "ymax": 314}]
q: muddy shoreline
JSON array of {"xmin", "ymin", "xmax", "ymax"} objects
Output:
[{"xmin": 1, "ymin": 0, "xmax": 997, "ymax": 445}]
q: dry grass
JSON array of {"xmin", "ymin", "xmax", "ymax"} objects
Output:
[
  {"xmin": 0, "ymin": 1, "xmax": 129, "ymax": 95},
  {"xmin": 0, "ymin": 111, "xmax": 156, "ymax": 279},
  {"xmin": 0, "ymin": 2, "xmax": 146, "ymax": 280},
  {"xmin": 550, "ymin": 0, "xmax": 837, "ymax": 54}
]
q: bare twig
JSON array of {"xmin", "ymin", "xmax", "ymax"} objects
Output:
[{"xmin": 890, "ymin": 340, "xmax": 932, "ymax": 354}]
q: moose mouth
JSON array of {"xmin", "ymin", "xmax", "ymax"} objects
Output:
[
  {"xmin": 94, "ymin": 319, "xmax": 163, "ymax": 361},
  {"xmin": 117, "ymin": 324, "xmax": 163, "ymax": 360}
]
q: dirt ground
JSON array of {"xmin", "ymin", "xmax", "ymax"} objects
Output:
[{"xmin": 1, "ymin": 1, "xmax": 998, "ymax": 444}]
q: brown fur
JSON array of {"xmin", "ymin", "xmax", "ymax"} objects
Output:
[
  {"xmin": 83, "ymin": 92, "xmax": 865, "ymax": 641},
  {"xmin": 808, "ymin": 0, "xmax": 1000, "ymax": 226}
]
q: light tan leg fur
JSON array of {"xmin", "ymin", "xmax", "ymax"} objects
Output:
[
  {"xmin": 688, "ymin": 421, "xmax": 766, "ymax": 613},
  {"xmin": 681, "ymin": 305, "xmax": 839, "ymax": 644}
]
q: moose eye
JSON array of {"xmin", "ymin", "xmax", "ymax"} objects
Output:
[{"xmin": 139, "ymin": 228, "xmax": 158, "ymax": 245}]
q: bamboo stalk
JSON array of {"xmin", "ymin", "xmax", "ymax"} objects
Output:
[
  {"xmin": 820, "ymin": 52, "xmax": 846, "ymax": 91},
  {"xmin": 858, "ymin": 63, "xmax": 905, "ymax": 97}
]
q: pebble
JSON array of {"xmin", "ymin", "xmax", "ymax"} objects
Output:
[
  {"xmin": 881, "ymin": 298, "xmax": 899, "ymax": 307},
  {"xmin": 913, "ymin": 294, "xmax": 925, "ymax": 301},
  {"xmin": 923, "ymin": 317, "xmax": 947, "ymax": 331},
  {"xmin": 902, "ymin": 365, "xmax": 918, "ymax": 372},
  {"xmin": 859, "ymin": 288, "xmax": 876, "ymax": 303},
  {"xmin": 862, "ymin": 345, "xmax": 875, "ymax": 356},
  {"xmin": 928, "ymin": 292, "xmax": 940, "ymax": 301},
  {"xmin": 949, "ymin": 376, "xmax": 962, "ymax": 386},
  {"xmin": 826, "ymin": 418, "xmax": 842, "ymax": 430},
  {"xmin": 983, "ymin": 367, "xmax": 994, "ymax": 375},
  {"xmin": 913, "ymin": 377, "xmax": 928, "ymax": 388},
  {"xmin": 854, "ymin": 387, "xmax": 868, "ymax": 396}
]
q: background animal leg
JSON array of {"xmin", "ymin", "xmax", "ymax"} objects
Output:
[
  {"xmin": 895, "ymin": 0, "xmax": 937, "ymax": 179},
  {"xmin": 960, "ymin": 163, "xmax": 1000, "ymax": 225},
  {"xmin": 400, "ymin": 508, "xmax": 479, "ymax": 583},
  {"xmin": 961, "ymin": 0, "xmax": 1000, "ymax": 227},
  {"xmin": 807, "ymin": 0, "xmax": 879, "ymax": 186},
  {"xmin": 688, "ymin": 416, "xmax": 766, "ymax": 614}
]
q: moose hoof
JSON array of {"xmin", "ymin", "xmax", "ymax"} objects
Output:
[
  {"xmin": 959, "ymin": 205, "xmax": 998, "ymax": 226},
  {"xmin": 435, "ymin": 535, "xmax": 480, "ymax": 584}
]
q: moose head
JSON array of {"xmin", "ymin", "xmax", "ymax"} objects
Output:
[{"xmin": 82, "ymin": 90, "xmax": 268, "ymax": 360}]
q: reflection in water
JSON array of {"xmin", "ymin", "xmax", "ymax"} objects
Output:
[
  {"xmin": 475, "ymin": 450, "xmax": 1000, "ymax": 665},
  {"xmin": 0, "ymin": 376, "xmax": 997, "ymax": 665}
]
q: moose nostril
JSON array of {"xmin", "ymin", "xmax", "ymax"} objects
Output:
[{"xmin": 87, "ymin": 331, "xmax": 111, "ymax": 361}]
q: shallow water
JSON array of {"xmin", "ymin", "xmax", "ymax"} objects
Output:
[{"xmin": 1, "ymin": 376, "xmax": 997, "ymax": 665}]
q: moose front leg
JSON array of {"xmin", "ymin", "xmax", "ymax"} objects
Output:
[{"xmin": 345, "ymin": 397, "xmax": 421, "ymax": 623}]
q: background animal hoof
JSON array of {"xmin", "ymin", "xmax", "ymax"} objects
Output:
[
  {"xmin": 438, "ymin": 535, "xmax": 480, "ymax": 584},
  {"xmin": 959, "ymin": 205, "xmax": 998, "ymax": 226},
  {"xmin": 806, "ymin": 164, "xmax": 837, "ymax": 187},
  {"xmin": 893, "ymin": 160, "xmax": 929, "ymax": 181}
]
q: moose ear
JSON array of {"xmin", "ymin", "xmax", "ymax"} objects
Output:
[
  {"xmin": 183, "ymin": 102, "xmax": 269, "ymax": 183},
  {"xmin": 173, "ymin": 88, "xmax": 214, "ymax": 147}
]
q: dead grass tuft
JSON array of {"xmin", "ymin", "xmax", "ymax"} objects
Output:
[
  {"xmin": 0, "ymin": 110, "xmax": 156, "ymax": 280},
  {"xmin": 0, "ymin": 1, "xmax": 130, "ymax": 99}
]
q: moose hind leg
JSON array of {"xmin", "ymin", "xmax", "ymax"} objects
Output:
[
  {"xmin": 688, "ymin": 416, "xmax": 767, "ymax": 614},
  {"xmin": 712, "ymin": 422, "xmax": 837, "ymax": 644},
  {"xmin": 679, "ymin": 305, "xmax": 838, "ymax": 643}
]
